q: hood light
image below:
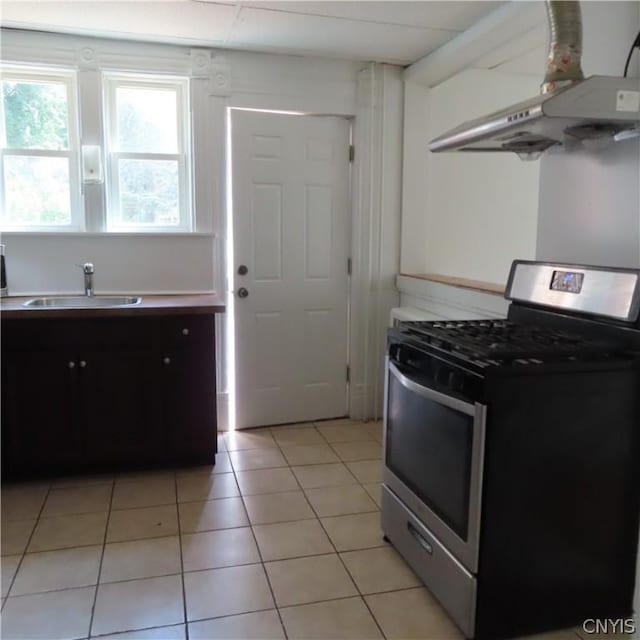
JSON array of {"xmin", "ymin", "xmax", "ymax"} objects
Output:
[
  {"xmin": 517, "ymin": 151, "xmax": 545, "ymax": 161},
  {"xmin": 613, "ymin": 127, "xmax": 640, "ymax": 142}
]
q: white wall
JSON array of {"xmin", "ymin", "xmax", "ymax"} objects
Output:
[
  {"xmin": 400, "ymin": 81, "xmax": 430, "ymax": 275},
  {"xmin": 0, "ymin": 29, "xmax": 363, "ymax": 296},
  {"xmin": 1, "ymin": 29, "xmax": 404, "ymax": 422},
  {"xmin": 349, "ymin": 64, "xmax": 403, "ymax": 419},
  {"xmin": 401, "ymin": 68, "xmax": 540, "ymax": 286},
  {"xmin": 4, "ymin": 233, "xmax": 216, "ymax": 295},
  {"xmin": 398, "ymin": 0, "xmax": 640, "ymax": 624},
  {"xmin": 537, "ymin": 140, "xmax": 640, "ymax": 267},
  {"xmin": 536, "ymin": 1, "xmax": 640, "ymax": 268},
  {"xmin": 533, "ymin": 1, "xmax": 640, "ymax": 622}
]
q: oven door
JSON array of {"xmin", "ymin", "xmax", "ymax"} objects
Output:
[{"xmin": 383, "ymin": 356, "xmax": 486, "ymax": 573}]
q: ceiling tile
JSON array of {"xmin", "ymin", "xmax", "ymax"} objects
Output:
[
  {"xmin": 494, "ymin": 47, "xmax": 547, "ymax": 76},
  {"xmin": 1, "ymin": 0, "xmax": 506, "ymax": 65},
  {"xmin": 1, "ymin": 1, "xmax": 238, "ymax": 47},
  {"xmin": 235, "ymin": 1, "xmax": 504, "ymax": 31},
  {"xmin": 473, "ymin": 24, "xmax": 547, "ymax": 70},
  {"xmin": 228, "ymin": 6, "xmax": 454, "ymax": 64}
]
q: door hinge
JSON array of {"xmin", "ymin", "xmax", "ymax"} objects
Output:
[
  {"xmin": 346, "ymin": 365, "xmax": 351, "ymax": 383},
  {"xmin": 349, "ymin": 145, "xmax": 355, "ymax": 163},
  {"xmin": 347, "ymin": 257, "xmax": 352, "ymax": 275}
]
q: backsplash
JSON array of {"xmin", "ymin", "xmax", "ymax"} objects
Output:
[{"xmin": 2, "ymin": 234, "xmax": 217, "ymax": 296}]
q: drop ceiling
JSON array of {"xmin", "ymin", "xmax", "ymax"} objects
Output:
[{"xmin": 0, "ymin": 0, "xmax": 505, "ymax": 66}]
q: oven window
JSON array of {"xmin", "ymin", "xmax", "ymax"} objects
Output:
[{"xmin": 387, "ymin": 371, "xmax": 474, "ymax": 540}]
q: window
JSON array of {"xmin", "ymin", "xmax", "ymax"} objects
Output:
[
  {"xmin": 104, "ymin": 76, "xmax": 191, "ymax": 231},
  {"xmin": 0, "ymin": 69, "xmax": 81, "ymax": 230},
  {"xmin": 0, "ymin": 65, "xmax": 193, "ymax": 233}
]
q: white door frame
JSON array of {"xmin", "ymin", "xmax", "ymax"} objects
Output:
[
  {"xmin": 212, "ymin": 62, "xmax": 403, "ymax": 429},
  {"xmin": 228, "ymin": 107, "xmax": 353, "ymax": 428}
]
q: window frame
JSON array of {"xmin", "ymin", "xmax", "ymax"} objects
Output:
[
  {"xmin": 103, "ymin": 74, "xmax": 192, "ymax": 233},
  {"xmin": 0, "ymin": 66, "xmax": 83, "ymax": 232}
]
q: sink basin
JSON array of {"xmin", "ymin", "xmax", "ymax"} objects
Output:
[{"xmin": 23, "ymin": 296, "xmax": 142, "ymax": 309}]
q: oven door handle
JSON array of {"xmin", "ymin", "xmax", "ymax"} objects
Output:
[
  {"xmin": 388, "ymin": 361, "xmax": 476, "ymax": 416},
  {"xmin": 407, "ymin": 522, "xmax": 433, "ymax": 555}
]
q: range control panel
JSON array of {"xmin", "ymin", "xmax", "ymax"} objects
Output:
[{"xmin": 505, "ymin": 260, "xmax": 640, "ymax": 323}]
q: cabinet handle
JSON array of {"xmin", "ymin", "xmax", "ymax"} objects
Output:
[
  {"xmin": 68, "ymin": 361, "xmax": 76, "ymax": 369},
  {"xmin": 79, "ymin": 360, "xmax": 87, "ymax": 368},
  {"xmin": 182, "ymin": 328, "xmax": 190, "ymax": 336},
  {"xmin": 163, "ymin": 357, "xmax": 171, "ymax": 365}
]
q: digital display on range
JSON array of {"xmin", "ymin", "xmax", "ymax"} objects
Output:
[{"xmin": 550, "ymin": 270, "xmax": 584, "ymax": 294}]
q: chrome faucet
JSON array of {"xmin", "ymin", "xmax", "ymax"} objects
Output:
[{"xmin": 77, "ymin": 262, "xmax": 95, "ymax": 297}]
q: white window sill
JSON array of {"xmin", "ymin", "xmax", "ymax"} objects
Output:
[{"xmin": 0, "ymin": 231, "xmax": 216, "ymax": 238}]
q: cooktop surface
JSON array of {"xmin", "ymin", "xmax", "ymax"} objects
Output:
[{"xmin": 396, "ymin": 319, "xmax": 627, "ymax": 369}]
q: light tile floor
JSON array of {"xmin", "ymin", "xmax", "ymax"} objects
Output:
[{"xmin": 0, "ymin": 420, "xmax": 610, "ymax": 639}]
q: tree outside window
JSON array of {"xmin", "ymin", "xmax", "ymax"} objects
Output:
[{"xmin": 1, "ymin": 74, "xmax": 77, "ymax": 228}]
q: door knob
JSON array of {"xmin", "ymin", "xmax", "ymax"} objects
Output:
[
  {"xmin": 237, "ymin": 287, "xmax": 249, "ymax": 299},
  {"xmin": 237, "ymin": 265, "xmax": 248, "ymax": 276}
]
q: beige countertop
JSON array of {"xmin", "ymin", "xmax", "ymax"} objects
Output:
[
  {"xmin": 400, "ymin": 273, "xmax": 505, "ymax": 296},
  {"xmin": 0, "ymin": 293, "xmax": 226, "ymax": 320}
]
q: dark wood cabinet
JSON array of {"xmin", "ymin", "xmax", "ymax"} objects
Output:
[
  {"xmin": 156, "ymin": 316, "xmax": 218, "ymax": 466},
  {"xmin": 4, "ymin": 350, "xmax": 82, "ymax": 469},
  {"xmin": 1, "ymin": 313, "xmax": 218, "ymax": 479},
  {"xmin": 80, "ymin": 348, "xmax": 162, "ymax": 467}
]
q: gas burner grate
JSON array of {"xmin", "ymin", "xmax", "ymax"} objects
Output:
[{"xmin": 401, "ymin": 319, "xmax": 619, "ymax": 367}]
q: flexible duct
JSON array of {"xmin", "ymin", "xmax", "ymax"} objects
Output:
[{"xmin": 541, "ymin": 0, "xmax": 585, "ymax": 94}]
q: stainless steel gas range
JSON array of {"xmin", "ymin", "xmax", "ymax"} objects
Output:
[{"xmin": 382, "ymin": 260, "xmax": 640, "ymax": 640}]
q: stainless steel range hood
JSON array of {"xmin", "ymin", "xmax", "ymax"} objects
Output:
[
  {"xmin": 429, "ymin": 0, "xmax": 640, "ymax": 157},
  {"xmin": 429, "ymin": 75, "xmax": 640, "ymax": 156}
]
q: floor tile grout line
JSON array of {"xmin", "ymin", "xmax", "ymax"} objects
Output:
[
  {"xmin": 188, "ymin": 604, "xmax": 282, "ymax": 628},
  {"xmin": 174, "ymin": 472, "xmax": 190, "ymax": 640},
  {"xmin": 250, "ymin": 545, "xmax": 384, "ymax": 565},
  {"xmin": 181, "ymin": 592, "xmax": 385, "ymax": 628},
  {"xmin": 87, "ymin": 477, "xmax": 116, "ymax": 639},
  {"xmin": 223, "ymin": 431, "xmax": 380, "ymax": 522},
  {"xmin": 225, "ymin": 426, "xmax": 378, "ymax": 484},
  {"xmin": 227, "ymin": 509, "xmax": 380, "ymax": 528},
  {"xmin": 228, "ymin": 441, "xmax": 290, "ymax": 639},
  {"xmin": 227, "ymin": 456, "xmax": 380, "ymax": 470},
  {"xmin": 4, "ymin": 481, "xmax": 53, "ymax": 603},
  {"xmin": 15, "ymin": 541, "xmax": 106, "ymax": 560},
  {"xmin": 5, "ymin": 556, "xmax": 408, "ymax": 602},
  {"xmin": 7, "ymin": 572, "xmax": 184, "ymax": 600},
  {"xmin": 226, "ymin": 422, "xmax": 378, "ymax": 446},
  {"xmin": 266, "ymin": 445, "xmax": 387, "ymax": 638},
  {"xmin": 85, "ymin": 587, "xmax": 431, "ymax": 640},
  {"xmin": 311, "ymin": 487, "xmax": 388, "ymax": 640},
  {"xmin": 89, "ymin": 621, "xmax": 184, "ymax": 639},
  {"xmin": 242, "ymin": 503, "xmax": 289, "ymax": 638},
  {"xmin": 6, "ymin": 571, "xmax": 185, "ymax": 598},
  {"xmin": 276, "ymin": 422, "xmax": 387, "ymax": 639},
  {"xmin": 2, "ymin": 424, "xmax": 383, "ymax": 628}
]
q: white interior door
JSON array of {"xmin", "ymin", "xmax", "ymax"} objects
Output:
[{"xmin": 231, "ymin": 109, "xmax": 351, "ymax": 429}]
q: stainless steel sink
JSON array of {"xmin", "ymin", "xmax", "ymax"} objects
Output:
[{"xmin": 23, "ymin": 296, "xmax": 142, "ymax": 309}]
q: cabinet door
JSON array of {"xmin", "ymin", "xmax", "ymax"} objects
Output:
[
  {"xmin": 160, "ymin": 345, "xmax": 217, "ymax": 465},
  {"xmin": 154, "ymin": 316, "xmax": 217, "ymax": 466},
  {"xmin": 3, "ymin": 351, "xmax": 80, "ymax": 475},
  {"xmin": 79, "ymin": 349, "xmax": 161, "ymax": 467}
]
